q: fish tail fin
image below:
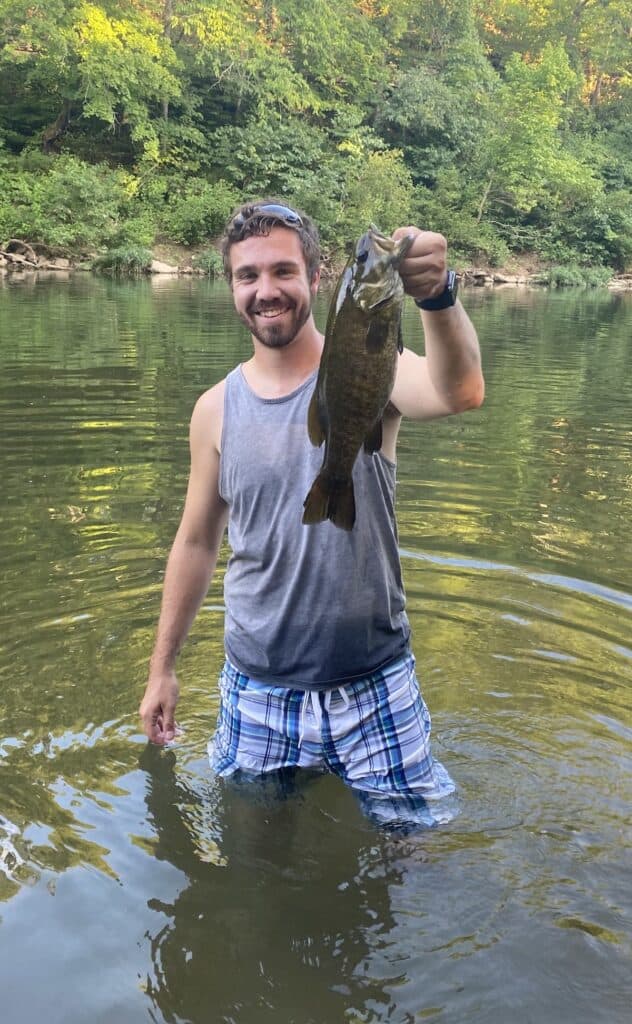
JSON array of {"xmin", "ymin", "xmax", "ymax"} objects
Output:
[{"xmin": 302, "ymin": 473, "xmax": 356, "ymax": 531}]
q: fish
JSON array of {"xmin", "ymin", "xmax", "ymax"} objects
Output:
[{"xmin": 302, "ymin": 225, "xmax": 413, "ymax": 531}]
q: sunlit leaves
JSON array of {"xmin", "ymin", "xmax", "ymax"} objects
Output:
[
  {"xmin": 75, "ymin": 2, "xmax": 181, "ymax": 145},
  {"xmin": 477, "ymin": 44, "xmax": 598, "ymax": 216}
]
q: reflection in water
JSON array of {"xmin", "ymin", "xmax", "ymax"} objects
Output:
[
  {"xmin": 140, "ymin": 747, "xmax": 399, "ymax": 1023},
  {"xmin": 138, "ymin": 734, "xmax": 631, "ymax": 1024},
  {"xmin": 0, "ymin": 279, "xmax": 631, "ymax": 1022}
]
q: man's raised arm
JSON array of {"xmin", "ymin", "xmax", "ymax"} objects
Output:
[{"xmin": 390, "ymin": 227, "xmax": 484, "ymax": 422}]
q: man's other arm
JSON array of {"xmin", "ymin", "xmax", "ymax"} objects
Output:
[{"xmin": 139, "ymin": 383, "xmax": 228, "ymax": 744}]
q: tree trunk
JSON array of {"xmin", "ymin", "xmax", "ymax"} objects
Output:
[
  {"xmin": 162, "ymin": 0, "xmax": 174, "ymax": 124},
  {"xmin": 41, "ymin": 102, "xmax": 72, "ymax": 153},
  {"xmin": 476, "ymin": 176, "xmax": 494, "ymax": 225},
  {"xmin": 590, "ymin": 72, "xmax": 603, "ymax": 108}
]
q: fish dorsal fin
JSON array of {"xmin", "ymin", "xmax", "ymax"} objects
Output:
[
  {"xmin": 306, "ymin": 386, "xmax": 326, "ymax": 447},
  {"xmin": 363, "ymin": 418, "xmax": 383, "ymax": 454},
  {"xmin": 366, "ymin": 318, "xmax": 388, "ymax": 353}
]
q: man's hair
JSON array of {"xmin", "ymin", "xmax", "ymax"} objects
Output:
[{"xmin": 221, "ymin": 198, "xmax": 320, "ymax": 284}]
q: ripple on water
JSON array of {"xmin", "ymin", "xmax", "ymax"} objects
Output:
[{"xmin": 401, "ymin": 547, "xmax": 631, "ymax": 837}]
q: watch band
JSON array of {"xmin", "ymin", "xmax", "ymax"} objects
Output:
[{"xmin": 415, "ymin": 269, "xmax": 458, "ymax": 311}]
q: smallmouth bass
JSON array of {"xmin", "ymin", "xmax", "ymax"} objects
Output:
[{"xmin": 302, "ymin": 225, "xmax": 413, "ymax": 531}]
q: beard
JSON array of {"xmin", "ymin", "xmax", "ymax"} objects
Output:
[{"xmin": 240, "ymin": 298, "xmax": 312, "ymax": 349}]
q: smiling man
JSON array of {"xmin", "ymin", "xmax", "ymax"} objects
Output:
[
  {"xmin": 231, "ymin": 229, "xmax": 317, "ymax": 349},
  {"xmin": 139, "ymin": 200, "xmax": 484, "ymax": 827}
]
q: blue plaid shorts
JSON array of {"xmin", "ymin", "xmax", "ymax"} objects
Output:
[{"xmin": 208, "ymin": 653, "xmax": 456, "ymax": 826}]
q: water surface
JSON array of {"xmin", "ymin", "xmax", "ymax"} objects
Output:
[{"xmin": 0, "ymin": 276, "xmax": 630, "ymax": 1022}]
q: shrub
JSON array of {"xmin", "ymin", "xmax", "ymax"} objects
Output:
[
  {"xmin": 160, "ymin": 179, "xmax": 239, "ymax": 245},
  {"xmin": 334, "ymin": 149, "xmax": 415, "ymax": 242},
  {"xmin": 580, "ymin": 265, "xmax": 613, "ymax": 288},
  {"xmin": 191, "ymin": 248, "xmax": 224, "ymax": 277},
  {"xmin": 109, "ymin": 209, "xmax": 157, "ymax": 248},
  {"xmin": 547, "ymin": 264, "xmax": 611, "ymax": 288},
  {"xmin": 0, "ymin": 154, "xmax": 131, "ymax": 252},
  {"xmin": 92, "ymin": 245, "xmax": 152, "ymax": 276}
]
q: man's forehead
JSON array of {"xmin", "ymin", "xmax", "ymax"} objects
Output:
[{"xmin": 230, "ymin": 226, "xmax": 306, "ymax": 270}]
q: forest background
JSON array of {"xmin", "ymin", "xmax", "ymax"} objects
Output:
[{"xmin": 1, "ymin": 0, "xmax": 631, "ymax": 280}]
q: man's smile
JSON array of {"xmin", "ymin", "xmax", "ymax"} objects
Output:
[{"xmin": 253, "ymin": 305, "xmax": 292, "ymax": 319}]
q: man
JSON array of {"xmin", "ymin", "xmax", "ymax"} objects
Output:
[{"xmin": 140, "ymin": 200, "xmax": 484, "ymax": 826}]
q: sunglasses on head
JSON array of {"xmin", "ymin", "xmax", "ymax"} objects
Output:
[{"xmin": 231, "ymin": 203, "xmax": 303, "ymax": 231}]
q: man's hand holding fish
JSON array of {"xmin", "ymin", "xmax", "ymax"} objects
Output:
[{"xmin": 391, "ymin": 226, "xmax": 450, "ymax": 304}]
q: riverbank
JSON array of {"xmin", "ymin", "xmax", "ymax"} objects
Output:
[{"xmin": 1, "ymin": 239, "xmax": 631, "ymax": 291}]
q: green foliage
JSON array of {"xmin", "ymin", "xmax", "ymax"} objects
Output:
[
  {"xmin": 0, "ymin": 0, "xmax": 630, "ymax": 271},
  {"xmin": 74, "ymin": 3, "xmax": 181, "ymax": 158},
  {"xmin": 91, "ymin": 244, "xmax": 151, "ymax": 275},
  {"xmin": 109, "ymin": 209, "xmax": 157, "ymax": 248},
  {"xmin": 159, "ymin": 179, "xmax": 239, "ymax": 245},
  {"xmin": 0, "ymin": 0, "xmax": 181, "ymax": 159},
  {"xmin": 546, "ymin": 264, "xmax": 612, "ymax": 289},
  {"xmin": 334, "ymin": 147, "xmax": 416, "ymax": 242},
  {"xmin": 170, "ymin": 0, "xmax": 319, "ymax": 116},
  {"xmin": 191, "ymin": 247, "xmax": 224, "ymax": 277},
  {"xmin": 207, "ymin": 113, "xmax": 332, "ymax": 199},
  {"xmin": 264, "ymin": 0, "xmax": 388, "ymax": 105},
  {"xmin": 0, "ymin": 153, "xmax": 132, "ymax": 251},
  {"xmin": 478, "ymin": 43, "xmax": 587, "ymax": 217},
  {"xmin": 413, "ymin": 170, "xmax": 511, "ymax": 267}
]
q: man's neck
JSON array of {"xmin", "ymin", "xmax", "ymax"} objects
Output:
[{"xmin": 244, "ymin": 319, "xmax": 324, "ymax": 399}]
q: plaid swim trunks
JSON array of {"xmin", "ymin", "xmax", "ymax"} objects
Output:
[{"xmin": 208, "ymin": 652, "xmax": 457, "ymax": 827}]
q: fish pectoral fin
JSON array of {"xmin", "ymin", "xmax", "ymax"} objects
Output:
[
  {"xmin": 363, "ymin": 418, "xmax": 383, "ymax": 454},
  {"xmin": 365, "ymin": 319, "xmax": 387, "ymax": 353},
  {"xmin": 397, "ymin": 320, "xmax": 403, "ymax": 355},
  {"xmin": 306, "ymin": 387, "xmax": 326, "ymax": 447}
]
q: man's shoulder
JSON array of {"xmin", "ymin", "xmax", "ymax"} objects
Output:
[
  {"xmin": 191, "ymin": 377, "xmax": 227, "ymax": 451},
  {"xmin": 193, "ymin": 375, "xmax": 230, "ymax": 417}
]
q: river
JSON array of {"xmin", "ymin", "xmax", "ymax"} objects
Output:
[{"xmin": 1, "ymin": 274, "xmax": 630, "ymax": 1023}]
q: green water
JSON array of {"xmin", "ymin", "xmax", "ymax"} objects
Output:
[{"xmin": 1, "ymin": 275, "xmax": 630, "ymax": 1023}]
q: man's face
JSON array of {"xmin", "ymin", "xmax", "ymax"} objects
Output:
[{"xmin": 229, "ymin": 228, "xmax": 320, "ymax": 349}]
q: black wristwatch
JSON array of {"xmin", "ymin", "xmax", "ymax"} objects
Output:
[{"xmin": 415, "ymin": 269, "xmax": 458, "ymax": 311}]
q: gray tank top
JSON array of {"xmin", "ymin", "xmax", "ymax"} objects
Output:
[{"xmin": 219, "ymin": 365, "xmax": 410, "ymax": 690}]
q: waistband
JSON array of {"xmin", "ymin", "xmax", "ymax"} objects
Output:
[{"xmin": 221, "ymin": 649, "xmax": 415, "ymax": 749}]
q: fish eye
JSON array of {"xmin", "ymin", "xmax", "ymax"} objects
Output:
[{"xmin": 356, "ymin": 250, "xmax": 369, "ymax": 264}]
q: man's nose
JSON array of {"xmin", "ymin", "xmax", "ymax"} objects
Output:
[{"xmin": 256, "ymin": 274, "xmax": 282, "ymax": 301}]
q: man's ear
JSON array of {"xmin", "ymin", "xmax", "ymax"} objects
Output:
[{"xmin": 310, "ymin": 267, "xmax": 321, "ymax": 293}]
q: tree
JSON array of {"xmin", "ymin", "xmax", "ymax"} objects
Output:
[
  {"xmin": 473, "ymin": 43, "xmax": 598, "ymax": 225},
  {"xmin": 0, "ymin": 1, "xmax": 180, "ymax": 158}
]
